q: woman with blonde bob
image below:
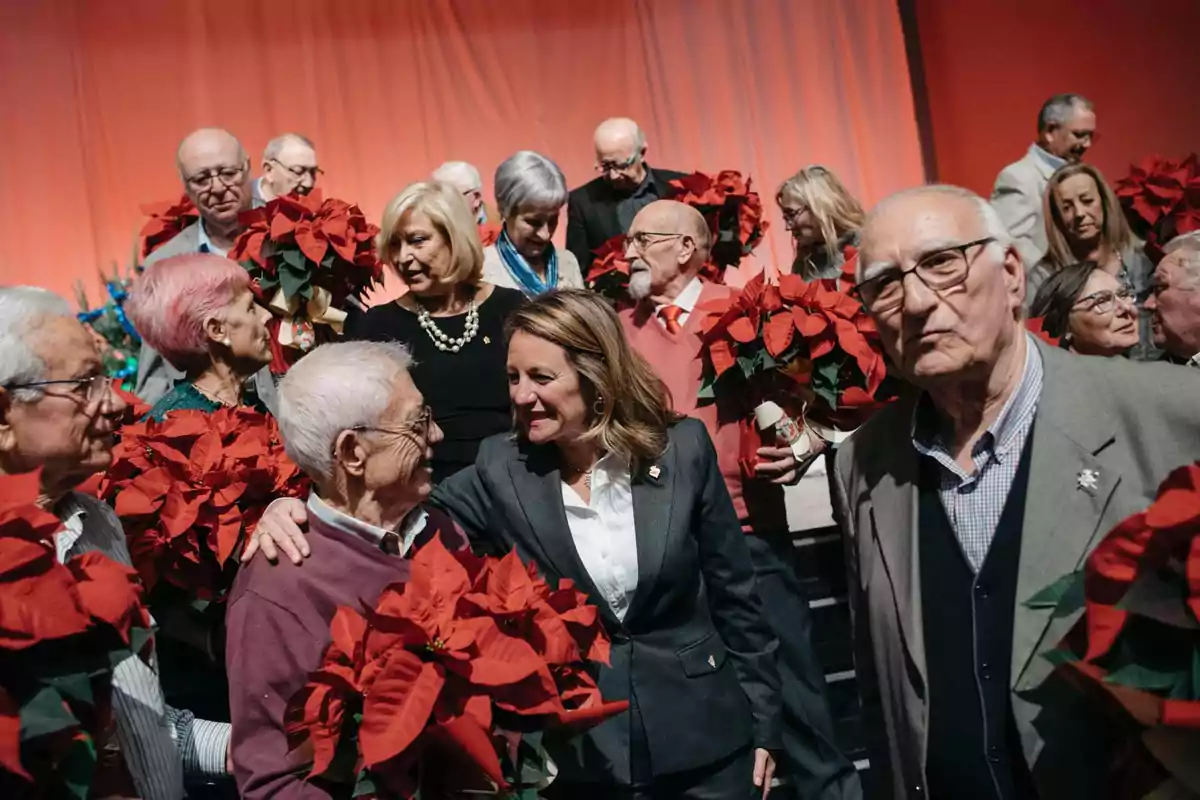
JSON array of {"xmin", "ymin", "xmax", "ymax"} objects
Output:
[
  {"xmin": 775, "ymin": 165, "xmax": 865, "ymax": 280},
  {"xmin": 350, "ymin": 180, "xmax": 525, "ymax": 481},
  {"xmin": 1029, "ymin": 162, "xmax": 1156, "ymax": 358},
  {"xmin": 127, "ymin": 252, "xmax": 273, "ymax": 421},
  {"xmin": 432, "ymin": 289, "xmax": 783, "ymax": 798}
]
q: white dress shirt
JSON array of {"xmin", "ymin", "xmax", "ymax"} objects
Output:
[
  {"xmin": 305, "ymin": 493, "xmax": 429, "ymax": 556},
  {"xmin": 561, "ymin": 453, "xmax": 639, "ymax": 622},
  {"xmin": 653, "ymin": 275, "xmax": 704, "ymax": 329},
  {"xmin": 55, "ymin": 492, "xmax": 230, "ymax": 797}
]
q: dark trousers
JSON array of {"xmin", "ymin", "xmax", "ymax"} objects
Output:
[
  {"xmin": 743, "ymin": 532, "xmax": 862, "ymax": 800},
  {"xmin": 545, "ymin": 747, "xmax": 759, "ymax": 800}
]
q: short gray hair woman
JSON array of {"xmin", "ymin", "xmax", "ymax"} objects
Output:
[{"xmin": 482, "ymin": 150, "xmax": 584, "ymax": 297}]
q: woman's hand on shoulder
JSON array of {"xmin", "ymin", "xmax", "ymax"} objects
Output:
[{"xmin": 242, "ymin": 497, "xmax": 311, "ymax": 565}]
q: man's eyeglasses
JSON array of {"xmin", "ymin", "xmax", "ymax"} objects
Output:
[
  {"xmin": 350, "ymin": 406, "xmax": 434, "ymax": 442},
  {"xmin": 269, "ymin": 159, "xmax": 324, "ymax": 180},
  {"xmin": 626, "ymin": 232, "xmax": 684, "ymax": 252},
  {"xmin": 6, "ymin": 375, "xmax": 113, "ymax": 403},
  {"xmin": 184, "ymin": 163, "xmax": 248, "ymax": 192},
  {"xmin": 1073, "ymin": 285, "xmax": 1134, "ymax": 315},
  {"xmin": 595, "ymin": 153, "xmax": 640, "ymax": 174},
  {"xmin": 854, "ymin": 236, "xmax": 997, "ymax": 314}
]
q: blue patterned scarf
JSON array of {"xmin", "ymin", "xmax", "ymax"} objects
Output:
[{"xmin": 496, "ymin": 228, "xmax": 558, "ymax": 297}]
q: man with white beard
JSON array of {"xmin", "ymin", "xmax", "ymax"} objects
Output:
[{"xmin": 615, "ymin": 200, "xmax": 863, "ymax": 799}]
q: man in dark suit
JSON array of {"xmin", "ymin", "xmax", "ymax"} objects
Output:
[
  {"xmin": 566, "ymin": 117, "xmax": 687, "ymax": 272},
  {"xmin": 833, "ymin": 184, "xmax": 1200, "ymax": 799}
]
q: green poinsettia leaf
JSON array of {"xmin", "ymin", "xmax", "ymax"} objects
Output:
[
  {"xmin": 759, "ymin": 349, "xmax": 779, "ymax": 370},
  {"xmin": 1118, "ymin": 569, "xmax": 1200, "ymax": 630},
  {"xmin": 1025, "ymin": 570, "xmax": 1085, "ymax": 617},
  {"xmin": 280, "ymin": 247, "xmax": 308, "ymax": 272},
  {"xmin": 813, "ymin": 379, "xmax": 838, "ymax": 409},
  {"xmin": 278, "ymin": 265, "xmax": 311, "ymax": 302},
  {"xmin": 1042, "ymin": 648, "xmax": 1080, "ymax": 669},
  {"xmin": 48, "ymin": 673, "xmax": 94, "ymax": 707},
  {"xmin": 60, "ymin": 732, "xmax": 97, "ymax": 800},
  {"xmin": 737, "ymin": 355, "xmax": 758, "ymax": 379},
  {"xmin": 320, "ymin": 250, "xmax": 338, "ymax": 270},
  {"xmin": 697, "ymin": 376, "xmax": 716, "ymax": 402},
  {"xmin": 1104, "ymin": 662, "xmax": 1185, "ymax": 692},
  {"xmin": 20, "ymin": 685, "xmax": 80, "ymax": 740},
  {"xmin": 353, "ymin": 771, "xmax": 377, "ymax": 797},
  {"xmin": 813, "ymin": 358, "xmax": 841, "ymax": 391}
]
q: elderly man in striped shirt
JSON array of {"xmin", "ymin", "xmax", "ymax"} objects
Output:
[{"xmin": 0, "ymin": 286, "xmax": 234, "ymax": 798}]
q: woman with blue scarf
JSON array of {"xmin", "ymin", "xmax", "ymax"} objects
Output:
[{"xmin": 482, "ymin": 150, "xmax": 585, "ymax": 296}]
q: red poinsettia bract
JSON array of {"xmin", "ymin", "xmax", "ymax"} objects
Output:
[
  {"xmin": 0, "ymin": 472, "xmax": 150, "ymax": 791},
  {"xmin": 97, "ymin": 407, "xmax": 310, "ymax": 601},
  {"xmin": 285, "ymin": 535, "xmax": 627, "ymax": 797},
  {"xmin": 1115, "ymin": 154, "xmax": 1200, "ymax": 261},
  {"xmin": 669, "ymin": 171, "xmax": 769, "ymax": 268},
  {"xmin": 140, "ymin": 195, "xmax": 200, "ymax": 259}
]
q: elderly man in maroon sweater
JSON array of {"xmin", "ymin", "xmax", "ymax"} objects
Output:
[{"xmin": 225, "ymin": 340, "xmax": 465, "ymax": 799}]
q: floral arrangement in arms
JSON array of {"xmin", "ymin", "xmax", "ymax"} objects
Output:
[
  {"xmin": 95, "ymin": 407, "xmax": 310, "ymax": 606},
  {"xmin": 285, "ymin": 535, "xmax": 628, "ymax": 799},
  {"xmin": 230, "ymin": 191, "xmax": 382, "ymax": 372},
  {"xmin": 1027, "ymin": 461, "xmax": 1200, "ymax": 794},
  {"xmin": 1115, "ymin": 154, "xmax": 1200, "ymax": 262},
  {"xmin": 139, "ymin": 194, "xmax": 199, "ymax": 259},
  {"xmin": 0, "ymin": 472, "xmax": 152, "ymax": 799},
  {"xmin": 694, "ymin": 272, "xmax": 893, "ymax": 477},
  {"xmin": 668, "ymin": 171, "xmax": 768, "ymax": 269}
]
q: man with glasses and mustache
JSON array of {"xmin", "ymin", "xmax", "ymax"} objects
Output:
[
  {"xmin": 252, "ymin": 133, "xmax": 322, "ymax": 207},
  {"xmin": 565, "ymin": 117, "xmax": 687, "ymax": 272},
  {"xmin": 0, "ymin": 286, "xmax": 241, "ymax": 799},
  {"xmin": 225, "ymin": 341, "xmax": 466, "ymax": 800},
  {"xmin": 832, "ymin": 185, "xmax": 1200, "ymax": 799},
  {"xmin": 135, "ymin": 127, "xmax": 255, "ymax": 404},
  {"xmin": 992, "ymin": 93, "xmax": 1097, "ymax": 269}
]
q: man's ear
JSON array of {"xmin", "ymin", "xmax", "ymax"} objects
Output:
[
  {"xmin": 0, "ymin": 386, "xmax": 17, "ymax": 459},
  {"xmin": 677, "ymin": 235, "xmax": 697, "ymax": 266},
  {"xmin": 1003, "ymin": 243, "xmax": 1026, "ymax": 309},
  {"xmin": 332, "ymin": 430, "xmax": 368, "ymax": 479}
]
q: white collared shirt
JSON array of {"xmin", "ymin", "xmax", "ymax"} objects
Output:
[
  {"xmin": 1188, "ymin": 351, "xmax": 1200, "ymax": 369},
  {"xmin": 306, "ymin": 493, "xmax": 428, "ymax": 557},
  {"xmin": 196, "ymin": 219, "xmax": 227, "ymax": 257},
  {"xmin": 653, "ymin": 275, "xmax": 704, "ymax": 329},
  {"xmin": 561, "ymin": 453, "xmax": 639, "ymax": 621}
]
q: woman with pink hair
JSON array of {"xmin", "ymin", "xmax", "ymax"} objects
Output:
[{"xmin": 127, "ymin": 253, "xmax": 273, "ymax": 421}]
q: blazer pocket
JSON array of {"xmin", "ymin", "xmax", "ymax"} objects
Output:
[{"xmin": 677, "ymin": 633, "xmax": 728, "ymax": 678}]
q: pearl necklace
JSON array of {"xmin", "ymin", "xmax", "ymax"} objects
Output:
[{"xmin": 417, "ymin": 301, "xmax": 479, "ymax": 353}]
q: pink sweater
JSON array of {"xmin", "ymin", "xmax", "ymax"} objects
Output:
[{"xmin": 619, "ymin": 281, "xmax": 788, "ymax": 534}]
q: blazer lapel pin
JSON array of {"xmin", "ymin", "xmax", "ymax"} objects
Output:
[
  {"xmin": 648, "ymin": 464, "xmax": 661, "ymax": 480},
  {"xmin": 1076, "ymin": 468, "xmax": 1099, "ymax": 493},
  {"xmin": 707, "ymin": 654, "xmax": 716, "ymax": 669}
]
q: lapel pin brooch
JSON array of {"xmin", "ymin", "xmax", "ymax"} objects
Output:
[
  {"xmin": 648, "ymin": 465, "xmax": 661, "ymax": 480},
  {"xmin": 708, "ymin": 654, "xmax": 717, "ymax": 669},
  {"xmin": 1077, "ymin": 468, "xmax": 1099, "ymax": 492}
]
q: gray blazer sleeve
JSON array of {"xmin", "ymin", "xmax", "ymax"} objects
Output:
[{"xmin": 991, "ymin": 166, "xmax": 1045, "ymax": 270}]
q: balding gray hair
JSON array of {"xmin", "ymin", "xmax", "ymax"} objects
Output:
[
  {"xmin": 859, "ymin": 185, "xmax": 1014, "ymax": 280},
  {"xmin": 263, "ymin": 133, "xmax": 315, "ymax": 162},
  {"xmin": 1037, "ymin": 93, "xmax": 1093, "ymax": 134},
  {"xmin": 493, "ymin": 150, "xmax": 568, "ymax": 220},
  {"xmin": 175, "ymin": 127, "xmax": 247, "ymax": 174},
  {"xmin": 0, "ymin": 286, "xmax": 75, "ymax": 402},
  {"xmin": 594, "ymin": 117, "xmax": 646, "ymax": 151},
  {"xmin": 276, "ymin": 341, "xmax": 414, "ymax": 482},
  {"xmin": 432, "ymin": 161, "xmax": 482, "ymax": 193},
  {"xmin": 1164, "ymin": 231, "xmax": 1200, "ymax": 284}
]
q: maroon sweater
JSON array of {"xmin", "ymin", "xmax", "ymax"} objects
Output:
[{"xmin": 226, "ymin": 502, "xmax": 463, "ymax": 799}]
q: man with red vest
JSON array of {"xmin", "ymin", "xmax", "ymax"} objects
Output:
[{"xmin": 617, "ymin": 200, "xmax": 861, "ymax": 799}]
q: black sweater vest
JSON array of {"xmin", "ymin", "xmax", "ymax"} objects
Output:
[{"xmin": 918, "ymin": 438, "xmax": 1040, "ymax": 799}]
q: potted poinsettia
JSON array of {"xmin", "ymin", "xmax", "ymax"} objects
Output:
[
  {"xmin": 140, "ymin": 194, "xmax": 200, "ymax": 259},
  {"xmin": 0, "ymin": 472, "xmax": 153, "ymax": 798},
  {"xmin": 230, "ymin": 191, "xmax": 383, "ymax": 372},
  {"xmin": 285, "ymin": 535, "xmax": 628, "ymax": 799},
  {"xmin": 1027, "ymin": 461, "xmax": 1200, "ymax": 795},
  {"xmin": 1115, "ymin": 154, "xmax": 1200, "ymax": 262},
  {"xmin": 668, "ymin": 171, "xmax": 769, "ymax": 269}
]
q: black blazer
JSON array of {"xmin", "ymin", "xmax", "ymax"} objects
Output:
[
  {"xmin": 565, "ymin": 167, "xmax": 689, "ymax": 272},
  {"xmin": 431, "ymin": 418, "xmax": 781, "ymax": 784}
]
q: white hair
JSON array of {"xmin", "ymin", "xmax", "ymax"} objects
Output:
[
  {"xmin": 0, "ymin": 286, "xmax": 74, "ymax": 402},
  {"xmin": 263, "ymin": 133, "xmax": 315, "ymax": 162},
  {"xmin": 1037, "ymin": 93, "xmax": 1093, "ymax": 134},
  {"xmin": 276, "ymin": 341, "xmax": 415, "ymax": 482},
  {"xmin": 432, "ymin": 161, "xmax": 482, "ymax": 193},
  {"xmin": 1164, "ymin": 231, "xmax": 1200, "ymax": 286},
  {"xmin": 493, "ymin": 150, "xmax": 568, "ymax": 219}
]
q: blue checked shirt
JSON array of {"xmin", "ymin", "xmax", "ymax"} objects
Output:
[{"xmin": 911, "ymin": 336, "xmax": 1044, "ymax": 571}]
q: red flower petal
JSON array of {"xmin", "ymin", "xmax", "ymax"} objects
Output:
[{"xmin": 359, "ymin": 652, "xmax": 444, "ymax": 767}]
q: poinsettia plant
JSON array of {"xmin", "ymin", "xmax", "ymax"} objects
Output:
[
  {"xmin": 96, "ymin": 407, "xmax": 310, "ymax": 604},
  {"xmin": 1027, "ymin": 462, "xmax": 1200, "ymax": 792},
  {"xmin": 0, "ymin": 472, "xmax": 152, "ymax": 799},
  {"xmin": 669, "ymin": 171, "xmax": 768, "ymax": 269},
  {"xmin": 230, "ymin": 191, "xmax": 383, "ymax": 372},
  {"xmin": 1115, "ymin": 154, "xmax": 1200, "ymax": 262},
  {"xmin": 584, "ymin": 235, "xmax": 634, "ymax": 307},
  {"xmin": 695, "ymin": 272, "xmax": 892, "ymax": 477},
  {"xmin": 1025, "ymin": 316, "xmax": 1062, "ymax": 348},
  {"xmin": 284, "ymin": 534, "xmax": 628, "ymax": 799},
  {"xmin": 140, "ymin": 194, "xmax": 200, "ymax": 259}
]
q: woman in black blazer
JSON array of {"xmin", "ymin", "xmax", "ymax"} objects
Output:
[{"xmin": 433, "ymin": 290, "xmax": 781, "ymax": 799}]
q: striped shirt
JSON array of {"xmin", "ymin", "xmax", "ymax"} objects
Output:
[
  {"xmin": 910, "ymin": 336, "xmax": 1044, "ymax": 571},
  {"xmin": 56, "ymin": 492, "xmax": 231, "ymax": 796}
]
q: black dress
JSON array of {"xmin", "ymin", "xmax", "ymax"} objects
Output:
[{"xmin": 348, "ymin": 286, "xmax": 525, "ymax": 484}]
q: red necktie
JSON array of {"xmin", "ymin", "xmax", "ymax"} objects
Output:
[{"xmin": 658, "ymin": 305, "xmax": 684, "ymax": 335}]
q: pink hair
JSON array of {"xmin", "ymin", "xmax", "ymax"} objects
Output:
[{"xmin": 126, "ymin": 253, "xmax": 251, "ymax": 370}]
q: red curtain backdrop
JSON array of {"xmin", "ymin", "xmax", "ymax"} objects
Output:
[
  {"xmin": 0, "ymin": 0, "xmax": 923, "ymax": 299},
  {"xmin": 914, "ymin": 0, "xmax": 1200, "ymax": 195}
]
